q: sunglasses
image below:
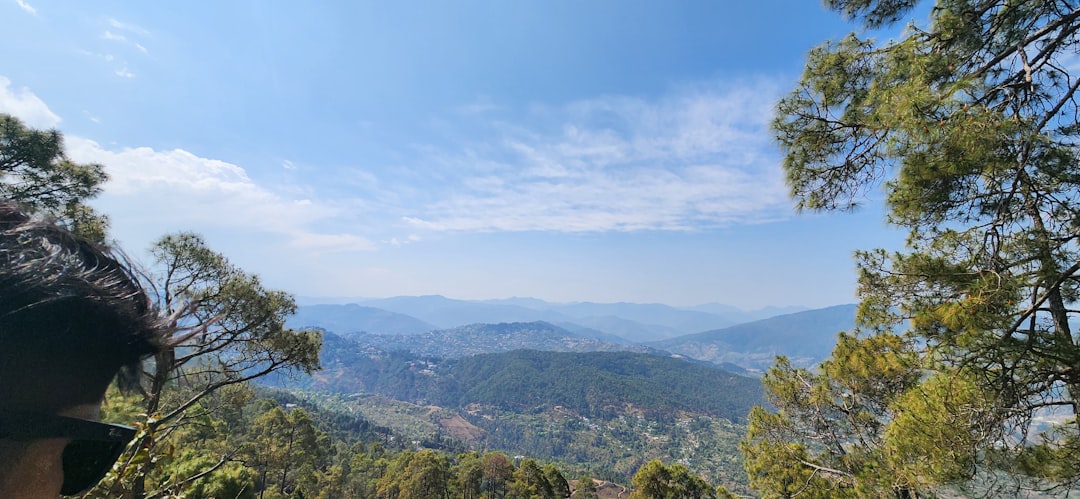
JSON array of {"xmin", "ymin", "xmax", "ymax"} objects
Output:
[{"xmin": 0, "ymin": 411, "xmax": 135, "ymax": 495}]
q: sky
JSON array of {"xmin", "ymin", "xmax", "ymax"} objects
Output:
[{"xmin": 0, "ymin": 1, "xmax": 910, "ymax": 309}]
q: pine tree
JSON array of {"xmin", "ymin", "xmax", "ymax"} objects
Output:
[
  {"xmin": 0, "ymin": 114, "xmax": 109, "ymax": 239},
  {"xmin": 745, "ymin": 0, "xmax": 1080, "ymax": 495}
]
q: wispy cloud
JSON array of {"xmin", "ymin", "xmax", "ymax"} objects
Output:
[
  {"xmin": 14, "ymin": 0, "xmax": 35, "ymax": 16},
  {"xmin": 102, "ymin": 30, "xmax": 126, "ymax": 42},
  {"xmin": 106, "ymin": 17, "xmax": 149, "ymax": 36},
  {"xmin": 101, "ymin": 28, "xmax": 149, "ymax": 53},
  {"xmin": 101, "ymin": 26, "xmax": 149, "ymax": 56},
  {"xmin": 98, "ymin": 17, "xmax": 150, "ymax": 70},
  {"xmin": 403, "ymin": 79, "xmax": 789, "ymax": 233},
  {"xmin": 0, "ymin": 76, "xmax": 60, "ymax": 128},
  {"xmin": 79, "ymin": 50, "xmax": 116, "ymax": 62}
]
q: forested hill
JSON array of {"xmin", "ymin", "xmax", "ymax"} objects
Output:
[
  {"xmin": 347, "ymin": 321, "xmax": 658, "ymax": 358},
  {"xmin": 281, "ymin": 332, "xmax": 763, "ymax": 422},
  {"xmin": 439, "ymin": 349, "xmax": 763, "ymax": 422},
  {"xmin": 264, "ymin": 331, "xmax": 765, "ymax": 486}
]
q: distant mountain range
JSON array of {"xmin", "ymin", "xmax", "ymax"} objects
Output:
[
  {"xmin": 287, "ymin": 304, "xmax": 436, "ymax": 336},
  {"xmin": 287, "ymin": 297, "xmax": 854, "ymax": 370},
  {"xmin": 651, "ymin": 304, "xmax": 858, "ymax": 371},
  {"xmin": 291, "ymin": 295, "xmax": 810, "ymax": 342}
]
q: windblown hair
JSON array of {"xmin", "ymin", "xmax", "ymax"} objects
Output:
[{"xmin": 0, "ymin": 201, "xmax": 162, "ymax": 409}]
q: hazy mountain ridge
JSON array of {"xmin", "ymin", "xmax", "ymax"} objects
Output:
[
  {"xmin": 651, "ymin": 304, "xmax": 858, "ymax": 371},
  {"xmin": 288, "ymin": 299, "xmax": 856, "ymax": 373},
  {"xmin": 351, "ymin": 295, "xmax": 574, "ymax": 329},
  {"xmin": 293, "ymin": 295, "xmax": 816, "ymax": 342},
  {"xmin": 286, "ymin": 303, "xmax": 436, "ymax": 336}
]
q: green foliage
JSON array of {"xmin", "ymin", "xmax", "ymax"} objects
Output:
[
  {"xmin": 295, "ymin": 343, "xmax": 763, "ymax": 423},
  {"xmin": 742, "ymin": 408, "xmax": 852, "ymax": 498},
  {"xmin": 751, "ymin": 0, "xmax": 1080, "ymax": 495},
  {"xmin": 375, "ymin": 449, "xmax": 450, "ymax": 499},
  {"xmin": 244, "ymin": 403, "xmax": 328, "ymax": 496},
  {"xmin": 630, "ymin": 460, "xmax": 716, "ymax": 499},
  {"xmin": 0, "ymin": 114, "xmax": 110, "ymax": 240},
  {"xmin": 279, "ymin": 341, "xmax": 757, "ymax": 489},
  {"xmin": 544, "ymin": 463, "xmax": 571, "ymax": 499},
  {"xmin": 453, "ymin": 452, "xmax": 485, "ymax": 499},
  {"xmin": 460, "ymin": 402, "xmax": 747, "ymax": 489},
  {"xmin": 171, "ymin": 457, "xmax": 256, "ymax": 499},
  {"xmin": 741, "ymin": 334, "xmax": 923, "ymax": 496},
  {"xmin": 509, "ymin": 458, "xmax": 555, "ymax": 499},
  {"xmin": 571, "ymin": 476, "xmax": 599, "ymax": 499},
  {"xmin": 445, "ymin": 350, "xmax": 761, "ymax": 422},
  {"xmin": 95, "ymin": 383, "xmax": 623, "ymax": 499},
  {"xmin": 883, "ymin": 372, "xmax": 998, "ymax": 487},
  {"xmin": 1015, "ymin": 423, "xmax": 1080, "ymax": 487},
  {"xmin": 482, "ymin": 452, "xmax": 515, "ymax": 498}
]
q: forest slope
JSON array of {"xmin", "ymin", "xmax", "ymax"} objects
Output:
[{"xmin": 267, "ymin": 332, "xmax": 764, "ymax": 486}]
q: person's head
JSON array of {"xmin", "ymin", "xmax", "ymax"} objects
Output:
[{"xmin": 0, "ymin": 202, "xmax": 162, "ymax": 498}]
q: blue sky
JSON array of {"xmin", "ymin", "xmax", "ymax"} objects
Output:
[{"xmin": 0, "ymin": 1, "xmax": 908, "ymax": 309}]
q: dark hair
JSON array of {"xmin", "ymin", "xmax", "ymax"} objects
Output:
[{"xmin": 0, "ymin": 202, "xmax": 162, "ymax": 409}]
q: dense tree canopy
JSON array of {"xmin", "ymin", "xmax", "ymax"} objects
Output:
[
  {"xmin": 745, "ymin": 0, "xmax": 1080, "ymax": 496},
  {"xmin": 630, "ymin": 460, "xmax": 717, "ymax": 499}
]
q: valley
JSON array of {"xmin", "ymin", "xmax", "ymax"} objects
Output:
[{"xmin": 269, "ymin": 297, "xmax": 856, "ymax": 490}]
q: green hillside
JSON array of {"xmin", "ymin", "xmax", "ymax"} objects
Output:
[
  {"xmin": 286, "ymin": 334, "xmax": 763, "ymax": 423},
  {"xmin": 440, "ymin": 350, "xmax": 761, "ymax": 422},
  {"xmin": 347, "ymin": 321, "xmax": 658, "ymax": 358},
  {"xmin": 266, "ymin": 332, "xmax": 764, "ymax": 487}
]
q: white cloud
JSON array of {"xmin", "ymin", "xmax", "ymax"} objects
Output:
[
  {"xmin": 15, "ymin": 0, "xmax": 35, "ymax": 15},
  {"xmin": 0, "ymin": 77, "xmax": 379, "ymax": 267},
  {"xmin": 0, "ymin": 76, "xmax": 61, "ymax": 128},
  {"xmin": 64, "ymin": 137, "xmax": 376, "ymax": 255},
  {"xmin": 99, "ymin": 18, "xmax": 150, "ymax": 61},
  {"xmin": 115, "ymin": 67, "xmax": 135, "ymax": 78},
  {"xmin": 385, "ymin": 234, "xmax": 422, "ymax": 247},
  {"xmin": 107, "ymin": 17, "xmax": 149, "ymax": 36},
  {"xmin": 102, "ymin": 30, "xmax": 126, "ymax": 42},
  {"xmin": 403, "ymin": 79, "xmax": 790, "ymax": 233}
]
